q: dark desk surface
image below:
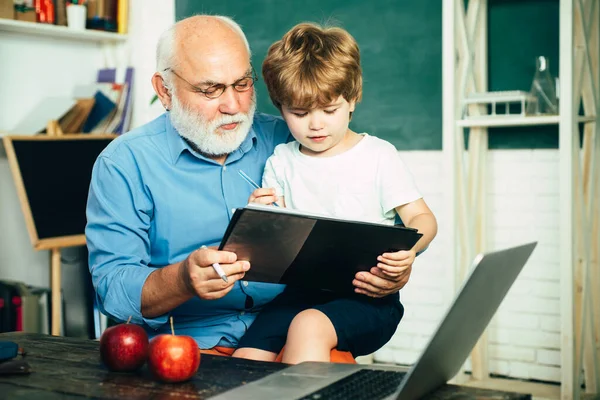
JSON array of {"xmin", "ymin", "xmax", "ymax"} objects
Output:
[{"xmin": 0, "ymin": 332, "xmax": 530, "ymax": 399}]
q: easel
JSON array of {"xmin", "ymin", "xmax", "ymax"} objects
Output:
[
  {"xmin": 3, "ymin": 131, "xmax": 117, "ymax": 336},
  {"xmin": 46, "ymin": 120, "xmax": 64, "ymax": 137},
  {"xmin": 45, "ymin": 121, "xmax": 69, "ymax": 334}
]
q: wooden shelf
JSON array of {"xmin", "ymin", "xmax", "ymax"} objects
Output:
[
  {"xmin": 0, "ymin": 18, "xmax": 127, "ymax": 42},
  {"xmin": 1, "ymin": 133, "xmax": 118, "ymax": 140},
  {"xmin": 457, "ymin": 115, "xmax": 596, "ymax": 128}
]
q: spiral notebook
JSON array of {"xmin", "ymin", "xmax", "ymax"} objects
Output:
[{"xmin": 219, "ymin": 204, "xmax": 422, "ymax": 293}]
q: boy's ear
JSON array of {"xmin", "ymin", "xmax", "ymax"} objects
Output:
[{"xmin": 348, "ymin": 100, "xmax": 356, "ymax": 121}]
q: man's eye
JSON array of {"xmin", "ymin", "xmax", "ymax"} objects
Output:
[
  {"xmin": 202, "ymin": 86, "xmax": 222, "ymax": 95},
  {"xmin": 234, "ymin": 78, "xmax": 252, "ymax": 89}
]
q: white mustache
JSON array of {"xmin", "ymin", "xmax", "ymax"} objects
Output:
[{"xmin": 211, "ymin": 115, "xmax": 247, "ymax": 130}]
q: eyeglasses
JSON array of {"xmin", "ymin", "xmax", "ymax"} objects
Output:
[{"xmin": 163, "ymin": 65, "xmax": 258, "ymax": 99}]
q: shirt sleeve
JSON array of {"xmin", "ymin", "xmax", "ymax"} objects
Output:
[
  {"xmin": 262, "ymin": 152, "xmax": 285, "ymax": 198},
  {"xmin": 86, "ymin": 155, "xmax": 169, "ymax": 330},
  {"xmin": 378, "ymin": 145, "xmax": 422, "ymax": 217}
]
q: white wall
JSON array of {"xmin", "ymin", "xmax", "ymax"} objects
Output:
[
  {"xmin": 128, "ymin": 0, "xmax": 176, "ymax": 128},
  {"xmin": 375, "ymin": 150, "xmax": 562, "ymax": 383}
]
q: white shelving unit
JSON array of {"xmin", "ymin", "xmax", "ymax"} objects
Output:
[
  {"xmin": 457, "ymin": 115, "xmax": 596, "ymax": 128},
  {"xmin": 443, "ymin": 0, "xmax": 599, "ymax": 398},
  {"xmin": 0, "ymin": 18, "xmax": 127, "ymax": 42},
  {"xmin": 0, "ymin": 17, "xmax": 129, "ymax": 338}
]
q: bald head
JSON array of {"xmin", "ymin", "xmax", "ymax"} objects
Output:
[{"xmin": 156, "ymin": 15, "xmax": 251, "ymax": 80}]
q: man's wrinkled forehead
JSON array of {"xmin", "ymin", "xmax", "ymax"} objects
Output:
[{"xmin": 176, "ymin": 30, "xmax": 250, "ymax": 82}]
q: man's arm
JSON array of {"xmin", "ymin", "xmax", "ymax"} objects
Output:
[
  {"xmin": 86, "ymin": 155, "xmax": 162, "ymax": 327},
  {"xmin": 87, "ymin": 156, "xmax": 251, "ymax": 324}
]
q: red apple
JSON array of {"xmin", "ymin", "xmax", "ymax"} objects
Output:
[
  {"xmin": 147, "ymin": 334, "xmax": 200, "ymax": 383},
  {"xmin": 100, "ymin": 322, "xmax": 149, "ymax": 372}
]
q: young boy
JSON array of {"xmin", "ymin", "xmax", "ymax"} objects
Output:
[{"xmin": 232, "ymin": 23, "xmax": 438, "ymax": 365}]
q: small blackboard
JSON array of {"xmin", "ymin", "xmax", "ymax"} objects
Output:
[{"xmin": 3, "ymin": 135, "xmax": 114, "ymax": 250}]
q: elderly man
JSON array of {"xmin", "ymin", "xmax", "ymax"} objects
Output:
[{"xmin": 86, "ymin": 15, "xmax": 408, "ymax": 356}]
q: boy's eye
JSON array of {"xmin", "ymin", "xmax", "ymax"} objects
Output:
[
  {"xmin": 324, "ymin": 108, "xmax": 338, "ymax": 114},
  {"xmin": 292, "ymin": 112, "xmax": 308, "ymax": 117}
]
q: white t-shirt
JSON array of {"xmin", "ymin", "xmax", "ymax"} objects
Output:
[{"xmin": 262, "ymin": 134, "xmax": 422, "ymax": 225}]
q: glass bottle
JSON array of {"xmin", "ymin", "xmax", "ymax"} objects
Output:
[{"xmin": 526, "ymin": 56, "xmax": 559, "ymax": 115}]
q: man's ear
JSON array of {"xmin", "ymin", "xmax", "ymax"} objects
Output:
[{"xmin": 151, "ymin": 73, "xmax": 173, "ymax": 111}]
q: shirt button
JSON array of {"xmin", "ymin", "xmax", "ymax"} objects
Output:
[
  {"xmin": 223, "ymin": 166, "xmax": 227, "ymax": 171},
  {"xmin": 243, "ymin": 281, "xmax": 249, "ymax": 287}
]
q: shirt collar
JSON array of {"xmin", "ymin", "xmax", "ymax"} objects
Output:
[{"xmin": 165, "ymin": 113, "xmax": 258, "ymax": 165}]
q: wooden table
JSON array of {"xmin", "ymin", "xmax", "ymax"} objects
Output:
[{"xmin": 0, "ymin": 333, "xmax": 531, "ymax": 399}]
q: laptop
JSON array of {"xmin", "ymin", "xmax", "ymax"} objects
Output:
[{"xmin": 209, "ymin": 242, "xmax": 537, "ymax": 400}]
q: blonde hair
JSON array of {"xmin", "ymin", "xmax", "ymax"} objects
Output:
[{"xmin": 262, "ymin": 22, "xmax": 362, "ymax": 110}]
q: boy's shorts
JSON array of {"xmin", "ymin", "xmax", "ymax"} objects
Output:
[{"xmin": 237, "ymin": 287, "xmax": 404, "ymax": 357}]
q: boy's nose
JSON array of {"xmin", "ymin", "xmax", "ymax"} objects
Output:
[{"xmin": 309, "ymin": 115, "xmax": 324, "ymax": 131}]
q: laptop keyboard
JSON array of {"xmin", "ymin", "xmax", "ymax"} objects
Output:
[{"xmin": 298, "ymin": 369, "xmax": 406, "ymax": 400}]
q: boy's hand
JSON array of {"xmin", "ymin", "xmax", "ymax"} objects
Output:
[
  {"xmin": 376, "ymin": 249, "xmax": 416, "ymax": 278},
  {"xmin": 248, "ymin": 188, "xmax": 279, "ymax": 206},
  {"xmin": 353, "ymin": 250, "xmax": 416, "ymax": 297}
]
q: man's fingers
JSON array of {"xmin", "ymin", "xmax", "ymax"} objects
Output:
[
  {"xmin": 354, "ymin": 288, "xmax": 379, "ymax": 298},
  {"xmin": 194, "ymin": 268, "xmax": 247, "ymax": 298},
  {"xmin": 200, "ymin": 283, "xmax": 236, "ymax": 300},
  {"xmin": 197, "ymin": 247, "xmax": 238, "ymax": 265},
  {"xmin": 353, "ymin": 276, "xmax": 392, "ymax": 297},
  {"xmin": 221, "ymin": 261, "xmax": 251, "ymax": 276}
]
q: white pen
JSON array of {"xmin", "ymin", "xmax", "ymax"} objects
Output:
[{"xmin": 200, "ymin": 245, "xmax": 228, "ymax": 283}]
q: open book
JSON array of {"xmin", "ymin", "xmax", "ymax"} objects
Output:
[{"xmin": 219, "ymin": 204, "xmax": 422, "ymax": 293}]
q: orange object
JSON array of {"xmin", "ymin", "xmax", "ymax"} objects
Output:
[
  {"xmin": 200, "ymin": 346, "xmax": 356, "ymax": 364},
  {"xmin": 35, "ymin": 0, "xmax": 55, "ymax": 23}
]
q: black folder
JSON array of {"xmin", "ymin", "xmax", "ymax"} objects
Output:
[{"xmin": 219, "ymin": 204, "xmax": 423, "ymax": 293}]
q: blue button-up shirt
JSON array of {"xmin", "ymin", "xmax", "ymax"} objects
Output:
[{"xmin": 86, "ymin": 112, "xmax": 291, "ymax": 348}]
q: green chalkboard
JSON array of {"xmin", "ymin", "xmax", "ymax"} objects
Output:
[
  {"xmin": 176, "ymin": 0, "xmax": 442, "ymax": 150},
  {"xmin": 176, "ymin": 0, "xmax": 559, "ymax": 150}
]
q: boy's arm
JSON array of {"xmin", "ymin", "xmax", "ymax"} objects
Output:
[
  {"xmin": 395, "ymin": 198, "xmax": 438, "ymax": 254},
  {"xmin": 354, "ymin": 198, "xmax": 437, "ymax": 298}
]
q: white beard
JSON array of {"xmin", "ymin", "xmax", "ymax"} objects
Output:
[{"xmin": 169, "ymin": 92, "xmax": 256, "ymax": 156}]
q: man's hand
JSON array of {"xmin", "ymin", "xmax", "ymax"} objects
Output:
[
  {"xmin": 352, "ymin": 250, "xmax": 416, "ymax": 297},
  {"xmin": 180, "ymin": 247, "xmax": 250, "ymax": 300},
  {"xmin": 248, "ymin": 188, "xmax": 280, "ymax": 206}
]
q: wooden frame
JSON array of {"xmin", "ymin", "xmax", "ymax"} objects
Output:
[
  {"xmin": 444, "ymin": 0, "xmax": 599, "ymax": 397},
  {"xmin": 2, "ymin": 134, "xmax": 116, "ymax": 336},
  {"xmin": 563, "ymin": 0, "xmax": 600, "ymax": 397},
  {"xmin": 444, "ymin": 0, "xmax": 489, "ymax": 381}
]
